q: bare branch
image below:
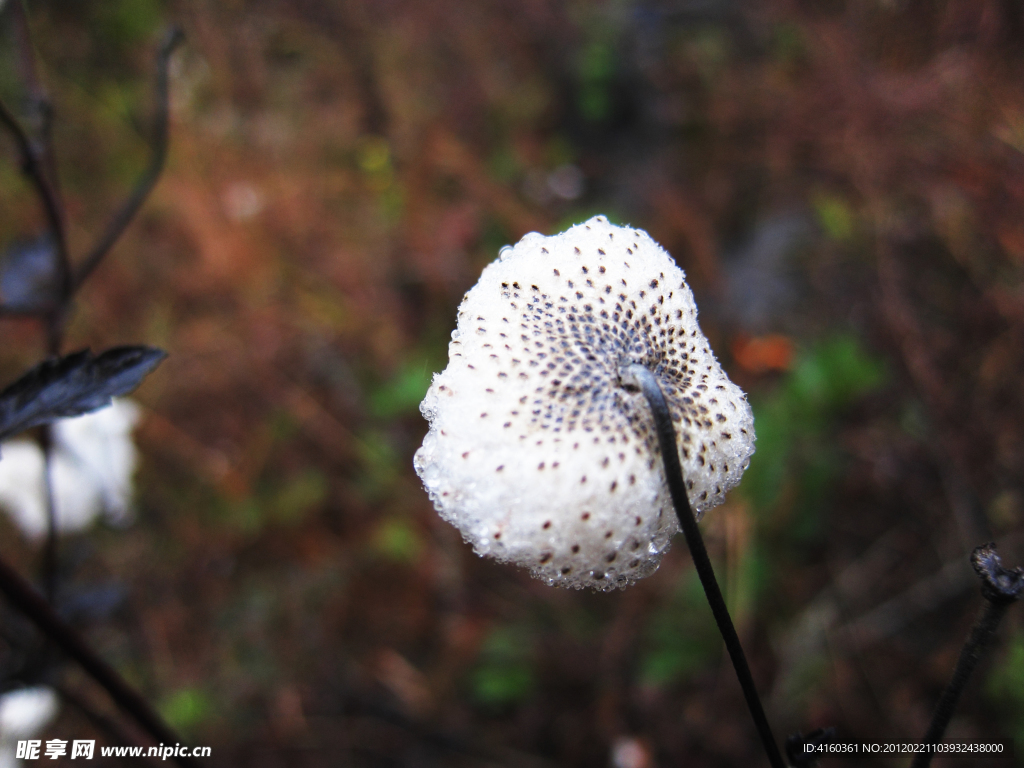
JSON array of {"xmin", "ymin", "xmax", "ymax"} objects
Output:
[
  {"xmin": 0, "ymin": 555, "xmax": 203, "ymax": 767},
  {"xmin": 11, "ymin": 0, "xmax": 62, "ymax": 204},
  {"xmin": 73, "ymin": 27, "xmax": 184, "ymax": 290},
  {"xmin": 0, "ymin": 98, "xmax": 69, "ymax": 297}
]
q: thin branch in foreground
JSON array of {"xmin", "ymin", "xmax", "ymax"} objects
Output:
[
  {"xmin": 910, "ymin": 543, "xmax": 1023, "ymax": 768},
  {"xmin": 72, "ymin": 27, "xmax": 184, "ymax": 290},
  {"xmin": 39, "ymin": 425, "xmax": 59, "ymax": 605},
  {"xmin": 10, "ymin": 0, "xmax": 62, "ymax": 201},
  {"xmin": 6, "ymin": 0, "xmax": 70, "ymax": 302},
  {"xmin": 623, "ymin": 363, "xmax": 787, "ymax": 768},
  {"xmin": 0, "ymin": 97, "xmax": 69, "ymax": 299},
  {"xmin": 0, "ymin": 555, "xmax": 203, "ymax": 768},
  {"xmin": 53, "ymin": 683, "xmax": 150, "ymax": 758}
]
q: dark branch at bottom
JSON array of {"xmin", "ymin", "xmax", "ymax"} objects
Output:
[
  {"xmin": 911, "ymin": 544, "xmax": 1023, "ymax": 768},
  {"xmin": 0, "ymin": 556, "xmax": 203, "ymax": 768}
]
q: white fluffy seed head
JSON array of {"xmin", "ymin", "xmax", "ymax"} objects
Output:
[{"xmin": 415, "ymin": 216, "xmax": 755, "ymax": 590}]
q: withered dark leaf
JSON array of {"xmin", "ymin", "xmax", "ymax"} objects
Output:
[{"xmin": 0, "ymin": 346, "xmax": 167, "ymax": 444}]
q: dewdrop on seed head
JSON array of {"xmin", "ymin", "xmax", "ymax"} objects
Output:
[{"xmin": 415, "ymin": 216, "xmax": 755, "ymax": 590}]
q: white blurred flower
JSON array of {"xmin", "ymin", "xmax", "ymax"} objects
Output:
[
  {"xmin": 221, "ymin": 181, "xmax": 264, "ymax": 221},
  {"xmin": 0, "ymin": 399, "xmax": 142, "ymax": 539},
  {"xmin": 611, "ymin": 736, "xmax": 652, "ymax": 768},
  {"xmin": 415, "ymin": 216, "xmax": 754, "ymax": 590},
  {"xmin": 0, "ymin": 687, "xmax": 59, "ymax": 768},
  {"xmin": 547, "ymin": 164, "xmax": 585, "ymax": 201}
]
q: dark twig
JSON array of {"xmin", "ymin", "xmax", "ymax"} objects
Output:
[
  {"xmin": 0, "ymin": 98, "xmax": 69, "ymax": 300},
  {"xmin": 39, "ymin": 426, "xmax": 59, "ymax": 605},
  {"xmin": 73, "ymin": 27, "xmax": 184, "ymax": 290},
  {"xmin": 2, "ymin": 24, "xmax": 180, "ymax": 604},
  {"xmin": 910, "ymin": 544, "xmax": 1023, "ymax": 768},
  {"xmin": 10, "ymin": 0, "xmax": 63, "ymax": 203},
  {"xmin": 624, "ymin": 363, "xmax": 786, "ymax": 768},
  {"xmin": 2, "ymin": 1, "xmax": 72, "ymax": 614},
  {"xmin": 0, "ymin": 18, "xmax": 183, "ymax": 762},
  {"xmin": 0, "ymin": 555, "xmax": 203, "ymax": 768},
  {"xmin": 52, "ymin": 683, "xmax": 151, "ymax": 758},
  {"xmin": 7, "ymin": 0, "xmax": 70, "ymax": 305}
]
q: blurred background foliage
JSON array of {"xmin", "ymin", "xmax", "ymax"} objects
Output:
[{"xmin": 2, "ymin": 0, "xmax": 1024, "ymax": 765}]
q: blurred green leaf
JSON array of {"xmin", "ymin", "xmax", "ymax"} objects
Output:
[
  {"xmin": 728, "ymin": 542, "xmax": 769, "ymax": 625},
  {"xmin": 741, "ymin": 334, "xmax": 886, "ymax": 516},
  {"xmin": 271, "ymin": 469, "xmax": 328, "ymax": 524},
  {"xmin": 371, "ymin": 518, "xmax": 423, "ymax": 563},
  {"xmin": 544, "ymin": 135, "xmax": 576, "ymax": 169},
  {"xmin": 471, "ymin": 626, "xmax": 535, "ymax": 706},
  {"xmin": 96, "ymin": 0, "xmax": 164, "ymax": 48},
  {"xmin": 813, "ymin": 194, "xmax": 855, "ymax": 242},
  {"xmin": 356, "ymin": 136, "xmax": 392, "ymax": 174},
  {"xmin": 640, "ymin": 570, "xmax": 719, "ymax": 686},
  {"xmin": 226, "ymin": 499, "xmax": 263, "ymax": 534},
  {"xmin": 686, "ymin": 28, "xmax": 732, "ymax": 82},
  {"xmin": 219, "ymin": 470, "xmax": 328, "ymax": 534},
  {"xmin": 577, "ymin": 41, "xmax": 616, "ymax": 122},
  {"xmin": 578, "ymin": 83, "xmax": 611, "ymax": 123},
  {"xmin": 987, "ymin": 630, "xmax": 1024, "ymax": 757},
  {"xmin": 355, "ymin": 429, "xmax": 400, "ymax": 501},
  {"xmin": 770, "ymin": 22, "xmax": 808, "ymax": 65},
  {"xmin": 742, "ymin": 396, "xmax": 794, "ymax": 512},
  {"xmin": 369, "ymin": 361, "xmax": 434, "ymax": 418},
  {"xmin": 487, "ymin": 144, "xmax": 520, "ymax": 184},
  {"xmin": 472, "ymin": 663, "xmax": 534, "ymax": 706},
  {"xmin": 160, "ymin": 687, "xmax": 212, "ymax": 736},
  {"xmin": 579, "ymin": 40, "xmax": 616, "ymax": 81},
  {"xmin": 787, "ymin": 334, "xmax": 887, "ymax": 413},
  {"xmin": 479, "ymin": 217, "xmax": 514, "ymax": 267},
  {"xmin": 790, "ymin": 451, "xmax": 837, "ymax": 541}
]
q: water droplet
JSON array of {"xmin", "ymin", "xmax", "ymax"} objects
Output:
[{"xmin": 421, "ymin": 464, "xmax": 440, "ymax": 488}]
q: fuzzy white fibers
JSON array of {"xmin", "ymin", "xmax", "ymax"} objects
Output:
[
  {"xmin": 0, "ymin": 398, "xmax": 142, "ymax": 539},
  {"xmin": 415, "ymin": 216, "xmax": 754, "ymax": 590},
  {"xmin": 0, "ymin": 687, "xmax": 59, "ymax": 768}
]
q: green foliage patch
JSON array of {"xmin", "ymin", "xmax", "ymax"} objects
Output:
[
  {"xmin": 470, "ymin": 625, "xmax": 536, "ymax": 707},
  {"xmin": 640, "ymin": 570, "xmax": 720, "ymax": 687},
  {"xmin": 741, "ymin": 333, "xmax": 887, "ymax": 522}
]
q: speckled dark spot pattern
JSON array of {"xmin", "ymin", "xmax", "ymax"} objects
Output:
[{"xmin": 415, "ymin": 216, "xmax": 755, "ymax": 590}]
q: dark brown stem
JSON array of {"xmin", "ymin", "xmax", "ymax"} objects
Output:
[
  {"xmin": 0, "ymin": 556, "xmax": 204, "ymax": 768},
  {"xmin": 910, "ymin": 544, "xmax": 1023, "ymax": 768},
  {"xmin": 624, "ymin": 364, "xmax": 786, "ymax": 768},
  {"xmin": 0, "ymin": 97, "xmax": 69, "ymax": 296},
  {"xmin": 5, "ymin": 0, "xmax": 70, "ymax": 299},
  {"xmin": 73, "ymin": 27, "xmax": 184, "ymax": 290},
  {"xmin": 3, "ymin": 23, "xmax": 181, "ymax": 602},
  {"xmin": 53, "ymin": 683, "xmax": 151, "ymax": 757},
  {"xmin": 11, "ymin": 0, "xmax": 61, "ymax": 199},
  {"xmin": 39, "ymin": 426, "xmax": 59, "ymax": 605}
]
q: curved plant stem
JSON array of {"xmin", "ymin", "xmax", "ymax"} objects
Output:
[
  {"xmin": 0, "ymin": 555, "xmax": 203, "ymax": 767},
  {"xmin": 1, "ymin": 21, "xmax": 182, "ymax": 611},
  {"xmin": 39, "ymin": 426, "xmax": 59, "ymax": 604},
  {"xmin": 910, "ymin": 543, "xmax": 1022, "ymax": 768},
  {"xmin": 0, "ymin": 97, "xmax": 69, "ymax": 300},
  {"xmin": 73, "ymin": 27, "xmax": 184, "ymax": 290},
  {"xmin": 625, "ymin": 364, "xmax": 786, "ymax": 768},
  {"xmin": 6, "ymin": 1, "xmax": 70, "ymax": 296}
]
